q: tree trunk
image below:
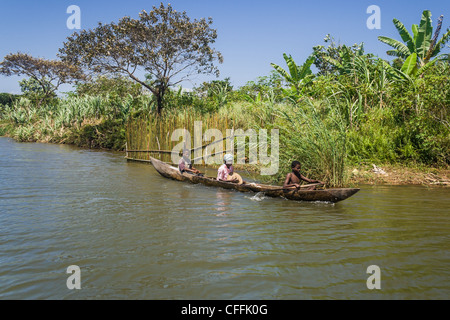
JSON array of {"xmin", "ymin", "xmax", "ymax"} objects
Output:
[
  {"xmin": 156, "ymin": 84, "xmax": 167, "ymax": 115},
  {"xmin": 36, "ymin": 97, "xmax": 44, "ymax": 109},
  {"xmin": 156, "ymin": 93, "xmax": 163, "ymax": 115}
]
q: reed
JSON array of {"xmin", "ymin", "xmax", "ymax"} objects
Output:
[
  {"xmin": 273, "ymin": 99, "xmax": 349, "ymax": 187},
  {"xmin": 126, "ymin": 107, "xmax": 239, "ymax": 164}
]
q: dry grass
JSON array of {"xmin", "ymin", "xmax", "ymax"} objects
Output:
[{"xmin": 349, "ymin": 163, "xmax": 450, "ymax": 186}]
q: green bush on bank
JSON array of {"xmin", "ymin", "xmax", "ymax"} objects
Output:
[
  {"xmin": 66, "ymin": 119, "xmax": 126, "ymax": 150},
  {"xmin": 0, "ymin": 93, "xmax": 21, "ymax": 106},
  {"xmin": 0, "ymin": 94, "xmax": 153, "ymax": 148}
]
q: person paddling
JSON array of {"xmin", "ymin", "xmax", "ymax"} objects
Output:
[
  {"xmin": 283, "ymin": 161, "xmax": 323, "ymax": 191},
  {"xmin": 179, "ymin": 149, "xmax": 201, "ymax": 175}
]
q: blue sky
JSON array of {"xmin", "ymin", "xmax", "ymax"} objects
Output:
[{"xmin": 0, "ymin": 0, "xmax": 448, "ymax": 94}]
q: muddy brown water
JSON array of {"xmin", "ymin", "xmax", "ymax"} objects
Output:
[{"xmin": 0, "ymin": 137, "xmax": 448, "ymax": 299}]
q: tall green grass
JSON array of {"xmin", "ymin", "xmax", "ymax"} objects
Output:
[
  {"xmin": 261, "ymin": 99, "xmax": 349, "ymax": 187},
  {"xmin": 1, "ymin": 94, "xmax": 154, "ymax": 147}
]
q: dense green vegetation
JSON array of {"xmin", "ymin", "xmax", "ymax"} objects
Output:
[{"xmin": 0, "ymin": 9, "xmax": 449, "ymax": 187}]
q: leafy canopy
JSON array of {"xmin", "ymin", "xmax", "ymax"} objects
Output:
[
  {"xmin": 0, "ymin": 52, "xmax": 85, "ymax": 106},
  {"xmin": 59, "ymin": 3, "xmax": 223, "ymax": 114}
]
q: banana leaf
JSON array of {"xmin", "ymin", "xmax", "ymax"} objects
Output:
[
  {"xmin": 401, "ymin": 53, "xmax": 418, "ymax": 77},
  {"xmin": 393, "ymin": 18, "xmax": 416, "ymax": 54},
  {"xmin": 415, "ymin": 10, "xmax": 433, "ymax": 60}
]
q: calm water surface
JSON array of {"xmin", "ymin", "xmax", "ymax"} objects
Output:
[{"xmin": 0, "ymin": 137, "xmax": 449, "ymax": 299}]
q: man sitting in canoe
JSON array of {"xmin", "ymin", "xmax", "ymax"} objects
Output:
[
  {"xmin": 179, "ymin": 149, "xmax": 201, "ymax": 175},
  {"xmin": 283, "ymin": 161, "xmax": 323, "ymax": 191},
  {"xmin": 217, "ymin": 154, "xmax": 241, "ymax": 184}
]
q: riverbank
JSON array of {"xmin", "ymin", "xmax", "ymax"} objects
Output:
[
  {"xmin": 349, "ymin": 163, "xmax": 450, "ymax": 186},
  {"xmin": 2, "ymin": 132, "xmax": 448, "ymax": 187},
  {"xmin": 0, "ymin": 118, "xmax": 126, "ymax": 151},
  {"xmin": 231, "ymin": 163, "xmax": 450, "ymax": 187}
]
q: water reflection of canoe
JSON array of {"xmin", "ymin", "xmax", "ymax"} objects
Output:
[{"xmin": 134, "ymin": 157, "xmax": 360, "ymax": 203}]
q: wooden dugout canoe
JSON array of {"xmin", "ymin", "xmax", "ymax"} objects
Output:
[{"xmin": 130, "ymin": 156, "xmax": 360, "ymax": 203}]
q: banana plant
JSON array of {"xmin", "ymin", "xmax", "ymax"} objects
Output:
[
  {"xmin": 271, "ymin": 53, "xmax": 314, "ymax": 99},
  {"xmin": 320, "ymin": 44, "xmax": 366, "ymax": 75},
  {"xmin": 211, "ymin": 82, "xmax": 229, "ymax": 108},
  {"xmin": 378, "ymin": 10, "xmax": 450, "ymax": 76}
]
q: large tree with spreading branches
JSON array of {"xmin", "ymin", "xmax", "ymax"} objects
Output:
[{"xmin": 58, "ymin": 3, "xmax": 223, "ymax": 114}]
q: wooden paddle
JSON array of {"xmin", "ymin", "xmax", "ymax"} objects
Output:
[{"xmin": 270, "ymin": 183, "xmax": 324, "ymax": 191}]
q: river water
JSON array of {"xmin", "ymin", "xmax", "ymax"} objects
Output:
[{"xmin": 0, "ymin": 137, "xmax": 448, "ymax": 300}]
